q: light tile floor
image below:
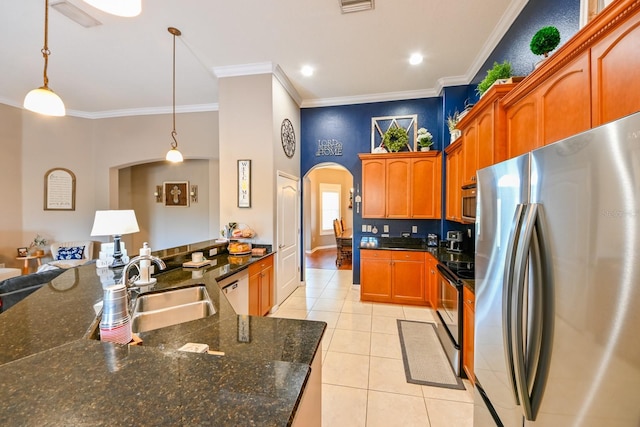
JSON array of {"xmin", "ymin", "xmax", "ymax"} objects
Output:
[{"xmin": 270, "ymin": 268, "xmax": 474, "ymax": 427}]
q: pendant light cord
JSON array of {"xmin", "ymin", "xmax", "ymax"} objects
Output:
[
  {"xmin": 41, "ymin": 0, "xmax": 51, "ymax": 88},
  {"xmin": 170, "ymin": 29, "xmax": 178, "ymax": 150}
]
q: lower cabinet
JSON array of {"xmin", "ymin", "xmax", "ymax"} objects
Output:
[
  {"xmin": 360, "ymin": 249, "xmax": 427, "ymax": 305},
  {"xmin": 462, "ymin": 286, "xmax": 475, "ymax": 385},
  {"xmin": 249, "ymin": 254, "xmax": 274, "ymax": 316},
  {"xmin": 425, "ymin": 253, "xmax": 439, "ymax": 308}
]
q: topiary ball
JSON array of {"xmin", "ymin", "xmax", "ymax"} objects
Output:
[{"xmin": 530, "ymin": 26, "xmax": 561, "ymax": 57}]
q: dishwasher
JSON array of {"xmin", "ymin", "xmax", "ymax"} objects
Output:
[{"xmin": 216, "ymin": 269, "xmax": 249, "ymax": 315}]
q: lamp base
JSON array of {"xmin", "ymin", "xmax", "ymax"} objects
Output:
[{"xmin": 109, "ymin": 234, "xmax": 126, "ymax": 269}]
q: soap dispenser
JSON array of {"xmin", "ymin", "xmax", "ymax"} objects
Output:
[{"xmin": 134, "ymin": 242, "xmax": 157, "ymax": 288}]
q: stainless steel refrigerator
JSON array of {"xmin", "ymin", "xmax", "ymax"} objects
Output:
[{"xmin": 474, "ymin": 111, "xmax": 640, "ymax": 426}]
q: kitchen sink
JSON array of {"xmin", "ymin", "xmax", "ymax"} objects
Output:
[{"xmin": 130, "ymin": 284, "xmax": 216, "ymax": 333}]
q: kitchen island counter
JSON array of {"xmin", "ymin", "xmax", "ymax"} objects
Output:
[{"xmin": 0, "ymin": 249, "xmax": 325, "ymax": 426}]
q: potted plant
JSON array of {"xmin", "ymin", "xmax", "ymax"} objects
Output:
[
  {"xmin": 447, "ymin": 110, "xmax": 461, "ymax": 142},
  {"xmin": 417, "ymin": 128, "xmax": 433, "ymax": 151},
  {"xmin": 530, "ymin": 26, "xmax": 561, "ymax": 67},
  {"xmin": 476, "ymin": 60, "xmax": 513, "ymax": 96},
  {"xmin": 382, "ymin": 126, "xmax": 409, "ymax": 152},
  {"xmin": 29, "ymin": 234, "xmax": 48, "ymax": 256}
]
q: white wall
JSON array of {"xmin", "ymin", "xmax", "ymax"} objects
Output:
[{"xmin": 0, "ymin": 104, "xmax": 219, "ymax": 267}]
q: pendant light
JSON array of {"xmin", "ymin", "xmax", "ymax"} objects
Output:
[
  {"xmin": 166, "ymin": 27, "xmax": 184, "ymax": 163},
  {"xmin": 24, "ymin": 0, "xmax": 66, "ymax": 117},
  {"xmin": 81, "ymin": 0, "xmax": 142, "ymax": 17}
]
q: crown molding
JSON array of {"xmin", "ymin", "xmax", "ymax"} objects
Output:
[{"xmin": 301, "ymin": 87, "xmax": 440, "ymax": 108}]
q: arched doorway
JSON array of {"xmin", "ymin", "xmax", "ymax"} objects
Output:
[{"xmin": 302, "ymin": 162, "xmax": 353, "ymax": 276}]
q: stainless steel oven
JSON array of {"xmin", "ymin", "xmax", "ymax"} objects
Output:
[
  {"xmin": 435, "ymin": 264, "xmax": 463, "ymax": 376},
  {"xmin": 461, "ymin": 185, "xmax": 476, "ymax": 223}
]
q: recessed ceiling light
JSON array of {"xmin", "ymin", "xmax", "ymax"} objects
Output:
[
  {"xmin": 301, "ymin": 65, "xmax": 314, "ymax": 77},
  {"xmin": 409, "ymin": 53, "xmax": 423, "ymax": 65}
]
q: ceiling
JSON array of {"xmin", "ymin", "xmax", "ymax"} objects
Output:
[{"xmin": 0, "ymin": 0, "xmax": 528, "ymax": 118}]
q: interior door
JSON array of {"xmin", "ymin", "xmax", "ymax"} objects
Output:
[{"xmin": 276, "ymin": 172, "xmax": 300, "ymax": 307}]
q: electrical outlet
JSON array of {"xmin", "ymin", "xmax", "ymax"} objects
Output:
[
  {"xmin": 209, "ymin": 248, "xmax": 218, "ymax": 257},
  {"xmin": 383, "ymin": 225, "xmax": 389, "ymax": 233},
  {"xmin": 362, "ymin": 224, "xmax": 367, "ymax": 232},
  {"xmin": 412, "ymin": 226, "xmax": 418, "ymax": 233},
  {"xmin": 367, "ymin": 225, "xmax": 372, "ymax": 232}
]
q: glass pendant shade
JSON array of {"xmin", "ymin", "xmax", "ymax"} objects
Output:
[
  {"xmin": 82, "ymin": 0, "xmax": 141, "ymax": 17},
  {"xmin": 23, "ymin": 86, "xmax": 66, "ymax": 117},
  {"xmin": 166, "ymin": 147, "xmax": 184, "ymax": 163}
]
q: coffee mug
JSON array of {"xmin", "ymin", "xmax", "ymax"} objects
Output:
[{"xmin": 192, "ymin": 252, "xmax": 204, "ymax": 263}]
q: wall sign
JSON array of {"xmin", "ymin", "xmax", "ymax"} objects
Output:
[
  {"xmin": 164, "ymin": 181, "xmax": 190, "ymax": 207},
  {"xmin": 44, "ymin": 168, "xmax": 76, "ymax": 211},
  {"xmin": 315, "ymin": 139, "xmax": 343, "ymax": 156},
  {"xmin": 238, "ymin": 160, "xmax": 251, "ymax": 208}
]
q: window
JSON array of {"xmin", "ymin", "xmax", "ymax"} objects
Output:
[{"xmin": 320, "ymin": 183, "xmax": 341, "ymax": 235}]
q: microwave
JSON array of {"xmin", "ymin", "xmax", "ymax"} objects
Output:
[{"xmin": 461, "ymin": 185, "xmax": 476, "ymax": 223}]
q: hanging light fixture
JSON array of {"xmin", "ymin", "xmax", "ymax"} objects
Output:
[
  {"xmin": 166, "ymin": 27, "xmax": 184, "ymax": 163},
  {"xmin": 81, "ymin": 0, "xmax": 141, "ymax": 17},
  {"xmin": 24, "ymin": 0, "xmax": 66, "ymax": 117}
]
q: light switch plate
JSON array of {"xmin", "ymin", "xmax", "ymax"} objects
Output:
[
  {"xmin": 383, "ymin": 225, "xmax": 389, "ymax": 233},
  {"xmin": 412, "ymin": 226, "xmax": 418, "ymax": 233},
  {"xmin": 362, "ymin": 224, "xmax": 367, "ymax": 232},
  {"xmin": 367, "ymin": 225, "xmax": 372, "ymax": 232}
]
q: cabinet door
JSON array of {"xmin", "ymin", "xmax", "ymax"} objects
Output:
[
  {"xmin": 476, "ymin": 106, "xmax": 497, "ymax": 170},
  {"xmin": 538, "ymin": 52, "xmax": 591, "ymax": 145},
  {"xmin": 260, "ymin": 262, "xmax": 274, "ymax": 315},
  {"xmin": 248, "ymin": 269, "xmax": 261, "ymax": 316},
  {"xmin": 411, "ymin": 155, "xmax": 441, "ymax": 219},
  {"xmin": 462, "ymin": 123, "xmax": 477, "ymax": 187},
  {"xmin": 360, "ymin": 250, "xmax": 392, "ymax": 302},
  {"xmin": 507, "ymin": 97, "xmax": 539, "ymax": 158},
  {"xmin": 462, "ymin": 286, "xmax": 475, "ymax": 385},
  {"xmin": 362, "ymin": 159, "xmax": 386, "ymax": 218},
  {"xmin": 591, "ymin": 16, "xmax": 640, "ymax": 126},
  {"xmin": 391, "ymin": 252, "xmax": 425, "ymax": 303},
  {"xmin": 386, "ymin": 158, "xmax": 411, "ymax": 218},
  {"xmin": 425, "ymin": 253, "xmax": 439, "ymax": 307},
  {"xmin": 445, "ymin": 145, "xmax": 461, "ymax": 221}
]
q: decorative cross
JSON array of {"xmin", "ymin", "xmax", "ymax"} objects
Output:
[{"xmin": 170, "ymin": 185, "xmax": 181, "ymax": 204}]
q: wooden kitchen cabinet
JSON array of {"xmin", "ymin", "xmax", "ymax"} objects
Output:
[
  {"xmin": 591, "ymin": 9, "xmax": 640, "ymax": 127},
  {"xmin": 360, "ymin": 249, "xmax": 427, "ymax": 306},
  {"xmin": 461, "ymin": 122, "xmax": 477, "ymax": 187},
  {"xmin": 425, "ymin": 252, "xmax": 439, "ymax": 308},
  {"xmin": 249, "ymin": 254, "xmax": 274, "ymax": 316},
  {"xmin": 445, "ymin": 141, "xmax": 462, "ymax": 222},
  {"xmin": 360, "ymin": 152, "xmax": 441, "ymax": 219},
  {"xmin": 462, "ymin": 286, "xmax": 475, "ymax": 385},
  {"xmin": 361, "ymin": 157, "xmax": 386, "ymax": 218},
  {"xmin": 390, "ymin": 251, "xmax": 425, "ymax": 303},
  {"xmin": 506, "ymin": 95, "xmax": 539, "ymax": 159},
  {"xmin": 410, "ymin": 155, "xmax": 442, "ymax": 218}
]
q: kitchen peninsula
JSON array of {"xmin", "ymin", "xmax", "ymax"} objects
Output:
[{"xmin": 0, "ymin": 240, "xmax": 325, "ymax": 426}]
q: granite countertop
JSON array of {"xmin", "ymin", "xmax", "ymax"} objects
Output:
[
  {"xmin": 0, "ymin": 249, "xmax": 326, "ymax": 426},
  {"xmin": 359, "ymin": 236, "xmax": 475, "ymax": 292}
]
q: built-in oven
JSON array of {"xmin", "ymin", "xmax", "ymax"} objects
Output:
[
  {"xmin": 435, "ymin": 264, "xmax": 463, "ymax": 376},
  {"xmin": 461, "ymin": 184, "xmax": 477, "ymax": 223}
]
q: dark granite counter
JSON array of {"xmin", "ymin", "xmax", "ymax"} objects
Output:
[{"xmin": 0, "ymin": 248, "xmax": 325, "ymax": 426}]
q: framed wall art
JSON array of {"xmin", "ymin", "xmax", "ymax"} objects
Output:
[
  {"xmin": 164, "ymin": 181, "xmax": 190, "ymax": 207},
  {"xmin": 238, "ymin": 160, "xmax": 251, "ymax": 208},
  {"xmin": 44, "ymin": 168, "xmax": 76, "ymax": 211}
]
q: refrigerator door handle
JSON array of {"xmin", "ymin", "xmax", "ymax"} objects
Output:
[
  {"xmin": 512, "ymin": 203, "xmax": 554, "ymax": 421},
  {"xmin": 502, "ymin": 203, "xmax": 526, "ymax": 406}
]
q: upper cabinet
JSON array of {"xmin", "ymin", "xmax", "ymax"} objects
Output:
[
  {"xmin": 457, "ymin": 84, "xmax": 514, "ymax": 186},
  {"xmin": 501, "ymin": 0, "xmax": 640, "ymax": 153},
  {"xmin": 444, "ymin": 141, "xmax": 462, "ymax": 222},
  {"xmin": 359, "ymin": 152, "xmax": 442, "ymax": 219}
]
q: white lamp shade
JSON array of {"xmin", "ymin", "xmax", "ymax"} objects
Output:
[
  {"xmin": 82, "ymin": 0, "xmax": 141, "ymax": 17},
  {"xmin": 23, "ymin": 87, "xmax": 66, "ymax": 117},
  {"xmin": 90, "ymin": 210, "xmax": 140, "ymax": 236},
  {"xmin": 166, "ymin": 148, "xmax": 184, "ymax": 163}
]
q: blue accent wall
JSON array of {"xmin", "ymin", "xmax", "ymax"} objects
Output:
[{"xmin": 301, "ymin": 0, "xmax": 580, "ymax": 284}]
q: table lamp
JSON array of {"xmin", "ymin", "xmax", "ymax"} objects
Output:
[{"xmin": 90, "ymin": 210, "xmax": 140, "ymax": 268}]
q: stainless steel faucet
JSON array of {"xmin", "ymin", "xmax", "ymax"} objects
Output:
[{"xmin": 120, "ymin": 254, "xmax": 167, "ymax": 290}]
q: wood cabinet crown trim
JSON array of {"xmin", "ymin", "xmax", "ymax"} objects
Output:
[
  {"xmin": 358, "ymin": 151, "xmax": 440, "ymax": 160},
  {"xmin": 456, "ymin": 83, "xmax": 517, "ymax": 130},
  {"xmin": 502, "ymin": 0, "xmax": 640, "ymax": 107}
]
